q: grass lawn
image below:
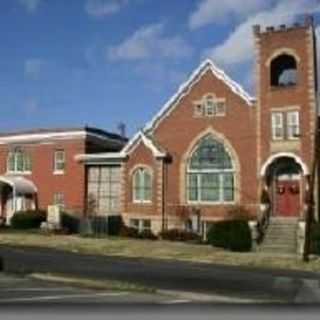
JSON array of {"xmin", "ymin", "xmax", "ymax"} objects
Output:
[{"xmin": 0, "ymin": 229, "xmax": 320, "ymax": 273}]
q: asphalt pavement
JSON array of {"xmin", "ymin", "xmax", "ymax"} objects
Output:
[
  {"xmin": 0, "ymin": 273, "xmax": 185, "ymax": 304},
  {"xmin": 0, "ymin": 245, "xmax": 320, "ymax": 303}
]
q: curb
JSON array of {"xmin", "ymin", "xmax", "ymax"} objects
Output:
[
  {"xmin": 28, "ymin": 273, "xmax": 156, "ymax": 294},
  {"xmin": 157, "ymin": 289, "xmax": 282, "ymax": 304}
]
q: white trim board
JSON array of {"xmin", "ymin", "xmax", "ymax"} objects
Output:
[
  {"xmin": 0, "ymin": 131, "xmax": 124, "ymax": 145},
  {"xmin": 122, "ymin": 131, "xmax": 166, "ymax": 158},
  {"xmin": 75, "ymin": 152, "xmax": 127, "ymax": 163}
]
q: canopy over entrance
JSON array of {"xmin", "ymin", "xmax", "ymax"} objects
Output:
[
  {"xmin": 0, "ymin": 176, "xmax": 38, "ymax": 225},
  {"xmin": 0, "ymin": 175, "xmax": 37, "ymax": 195}
]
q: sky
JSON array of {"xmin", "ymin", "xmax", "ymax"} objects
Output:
[{"xmin": 1, "ymin": 0, "xmax": 320, "ymax": 137}]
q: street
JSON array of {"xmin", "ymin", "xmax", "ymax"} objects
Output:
[
  {"xmin": 0, "ymin": 245, "xmax": 320, "ymax": 303},
  {"xmin": 0, "ymin": 273, "xmax": 187, "ymax": 304}
]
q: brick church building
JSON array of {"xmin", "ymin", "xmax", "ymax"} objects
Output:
[
  {"xmin": 79, "ymin": 16, "xmax": 319, "ymax": 245},
  {"xmin": 0, "ymin": 16, "xmax": 318, "ymax": 252}
]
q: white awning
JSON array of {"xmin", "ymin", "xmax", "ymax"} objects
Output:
[{"xmin": 0, "ymin": 175, "xmax": 37, "ymax": 195}]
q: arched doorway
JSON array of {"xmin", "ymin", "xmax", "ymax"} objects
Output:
[{"xmin": 263, "ymin": 156, "xmax": 305, "ymax": 217}]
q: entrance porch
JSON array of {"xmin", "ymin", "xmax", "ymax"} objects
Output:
[
  {"xmin": 258, "ymin": 154, "xmax": 311, "ymax": 254},
  {"xmin": 261, "ymin": 155, "xmax": 309, "ymax": 219},
  {"xmin": 0, "ymin": 176, "xmax": 38, "ymax": 225}
]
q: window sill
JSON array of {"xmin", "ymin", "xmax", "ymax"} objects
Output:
[
  {"xmin": 270, "ymin": 84, "xmax": 297, "ymax": 92},
  {"xmin": 6, "ymin": 171, "xmax": 32, "ymax": 175},
  {"xmin": 53, "ymin": 171, "xmax": 65, "ymax": 175},
  {"xmin": 187, "ymin": 201, "xmax": 235, "ymax": 206},
  {"xmin": 132, "ymin": 201, "xmax": 152, "ymax": 205}
]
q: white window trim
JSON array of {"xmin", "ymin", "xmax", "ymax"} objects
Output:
[
  {"xmin": 186, "ymin": 169, "xmax": 235, "ymax": 205},
  {"xmin": 193, "ymin": 95, "xmax": 226, "ymax": 118},
  {"xmin": 129, "ymin": 219, "xmax": 151, "ymax": 232},
  {"xmin": 6, "ymin": 150, "xmax": 32, "ymax": 174},
  {"xmin": 6, "ymin": 171, "xmax": 32, "ymax": 176},
  {"xmin": 54, "ymin": 150, "xmax": 65, "ymax": 174},
  {"xmin": 271, "ymin": 112, "xmax": 284, "ymax": 140},
  {"xmin": 132, "ymin": 168, "xmax": 152, "ymax": 204},
  {"xmin": 287, "ymin": 110, "xmax": 300, "ymax": 140}
]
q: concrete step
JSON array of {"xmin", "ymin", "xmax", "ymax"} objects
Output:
[
  {"xmin": 259, "ymin": 218, "xmax": 298, "ymax": 254},
  {"xmin": 263, "ymin": 238, "xmax": 296, "ymax": 244},
  {"xmin": 259, "ymin": 246, "xmax": 297, "ymax": 254}
]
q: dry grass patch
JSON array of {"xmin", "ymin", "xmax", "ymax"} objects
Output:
[{"xmin": 1, "ymin": 230, "xmax": 320, "ymax": 273}]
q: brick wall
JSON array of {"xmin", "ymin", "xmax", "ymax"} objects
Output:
[
  {"xmin": 124, "ymin": 68, "xmax": 258, "ymax": 231},
  {"xmin": 0, "ymin": 138, "xmax": 86, "ymax": 215}
]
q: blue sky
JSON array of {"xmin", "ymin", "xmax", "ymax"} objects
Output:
[{"xmin": 0, "ymin": 0, "xmax": 320, "ymax": 137}]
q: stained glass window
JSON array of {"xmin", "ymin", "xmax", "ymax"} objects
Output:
[{"xmin": 187, "ymin": 135, "xmax": 234, "ymax": 203}]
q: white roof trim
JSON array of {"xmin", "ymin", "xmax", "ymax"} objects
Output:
[
  {"xmin": 0, "ymin": 175, "xmax": 37, "ymax": 195},
  {"xmin": 122, "ymin": 131, "xmax": 166, "ymax": 158},
  {"xmin": 75, "ymin": 152, "xmax": 127, "ymax": 163},
  {"xmin": 0, "ymin": 131, "xmax": 124, "ymax": 145},
  {"xmin": 144, "ymin": 59, "xmax": 255, "ymax": 133}
]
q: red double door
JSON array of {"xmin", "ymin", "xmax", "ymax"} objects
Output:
[{"xmin": 274, "ymin": 180, "xmax": 300, "ymax": 217}]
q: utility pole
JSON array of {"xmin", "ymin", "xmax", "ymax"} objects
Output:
[{"xmin": 303, "ymin": 17, "xmax": 319, "ymax": 262}]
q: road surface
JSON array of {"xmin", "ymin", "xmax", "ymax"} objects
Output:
[{"xmin": 0, "ymin": 245, "xmax": 320, "ymax": 303}]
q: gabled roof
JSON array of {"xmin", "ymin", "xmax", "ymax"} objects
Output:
[
  {"xmin": 122, "ymin": 131, "xmax": 167, "ymax": 158},
  {"xmin": 144, "ymin": 59, "xmax": 255, "ymax": 133},
  {"xmin": 76, "ymin": 131, "xmax": 167, "ymax": 163},
  {"xmin": 123, "ymin": 59, "xmax": 255, "ymax": 157}
]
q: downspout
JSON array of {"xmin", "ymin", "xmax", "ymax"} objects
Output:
[
  {"xmin": 303, "ymin": 19, "xmax": 319, "ymax": 262},
  {"xmin": 161, "ymin": 159, "xmax": 167, "ymax": 232}
]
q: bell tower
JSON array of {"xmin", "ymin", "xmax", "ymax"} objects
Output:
[{"xmin": 253, "ymin": 15, "xmax": 318, "ymax": 218}]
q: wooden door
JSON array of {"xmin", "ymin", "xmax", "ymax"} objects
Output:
[{"xmin": 275, "ymin": 180, "xmax": 300, "ymax": 217}]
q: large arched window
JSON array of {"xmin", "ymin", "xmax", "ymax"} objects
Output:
[
  {"xmin": 132, "ymin": 167, "xmax": 152, "ymax": 203},
  {"xmin": 187, "ymin": 135, "xmax": 234, "ymax": 203},
  {"xmin": 270, "ymin": 54, "xmax": 297, "ymax": 87}
]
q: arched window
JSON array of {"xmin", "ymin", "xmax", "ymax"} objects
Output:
[
  {"xmin": 7, "ymin": 148, "xmax": 32, "ymax": 173},
  {"xmin": 187, "ymin": 135, "xmax": 234, "ymax": 203},
  {"xmin": 270, "ymin": 54, "xmax": 297, "ymax": 87},
  {"xmin": 132, "ymin": 167, "xmax": 152, "ymax": 203}
]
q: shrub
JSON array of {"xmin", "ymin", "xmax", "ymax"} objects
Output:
[
  {"xmin": 207, "ymin": 220, "xmax": 252, "ymax": 252},
  {"xmin": 107, "ymin": 215, "xmax": 123, "ymax": 236},
  {"xmin": 119, "ymin": 225, "xmax": 157, "ymax": 240},
  {"xmin": 61, "ymin": 212, "xmax": 80, "ymax": 234},
  {"xmin": 311, "ymin": 223, "xmax": 320, "ymax": 255},
  {"xmin": 119, "ymin": 225, "xmax": 139, "ymax": 238},
  {"xmin": 11, "ymin": 210, "xmax": 47, "ymax": 229},
  {"xmin": 89, "ymin": 216, "xmax": 108, "ymax": 235},
  {"xmin": 138, "ymin": 229, "xmax": 158, "ymax": 240},
  {"xmin": 159, "ymin": 228, "xmax": 201, "ymax": 242}
]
